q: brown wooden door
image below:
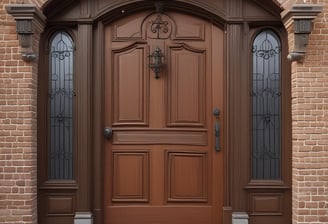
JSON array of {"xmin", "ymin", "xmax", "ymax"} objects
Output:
[{"xmin": 104, "ymin": 11, "xmax": 224, "ymax": 224}]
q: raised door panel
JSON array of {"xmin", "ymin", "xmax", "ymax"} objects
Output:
[
  {"xmin": 249, "ymin": 193, "xmax": 283, "ymax": 215},
  {"xmin": 112, "ymin": 44, "xmax": 149, "ymax": 126},
  {"xmin": 38, "ymin": 192, "xmax": 76, "ymax": 224},
  {"xmin": 47, "ymin": 196, "xmax": 74, "ymax": 214},
  {"xmin": 112, "ymin": 151, "xmax": 149, "ymax": 202},
  {"xmin": 112, "ymin": 130, "xmax": 207, "ymax": 145},
  {"xmin": 112, "ymin": 13, "xmax": 145, "ymax": 40},
  {"xmin": 166, "ymin": 151, "xmax": 208, "ymax": 202},
  {"xmin": 172, "ymin": 13, "xmax": 205, "ymax": 40},
  {"xmin": 167, "ymin": 44, "xmax": 206, "ymax": 127}
]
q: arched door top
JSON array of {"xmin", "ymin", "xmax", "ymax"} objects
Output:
[{"xmin": 42, "ymin": 0, "xmax": 283, "ymax": 26}]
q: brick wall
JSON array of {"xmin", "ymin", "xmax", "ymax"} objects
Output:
[
  {"xmin": 291, "ymin": 1, "xmax": 328, "ymax": 223},
  {"xmin": 0, "ymin": 0, "xmax": 46, "ymax": 223},
  {"xmin": 1, "ymin": 0, "xmax": 328, "ymax": 224}
]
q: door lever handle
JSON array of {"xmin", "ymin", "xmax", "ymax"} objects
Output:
[
  {"xmin": 213, "ymin": 108, "xmax": 220, "ymax": 152},
  {"xmin": 104, "ymin": 127, "xmax": 113, "ymax": 140}
]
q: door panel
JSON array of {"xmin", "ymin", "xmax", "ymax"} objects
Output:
[
  {"xmin": 112, "ymin": 130, "xmax": 207, "ymax": 145},
  {"xmin": 167, "ymin": 44, "xmax": 206, "ymax": 127},
  {"xmin": 112, "ymin": 151, "xmax": 149, "ymax": 202},
  {"xmin": 166, "ymin": 151, "xmax": 208, "ymax": 202},
  {"xmin": 112, "ymin": 44, "xmax": 149, "ymax": 126},
  {"xmin": 104, "ymin": 11, "xmax": 224, "ymax": 224}
]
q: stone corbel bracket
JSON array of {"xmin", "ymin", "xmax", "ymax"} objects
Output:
[
  {"xmin": 6, "ymin": 4, "xmax": 46, "ymax": 62},
  {"xmin": 282, "ymin": 4, "xmax": 322, "ymax": 62}
]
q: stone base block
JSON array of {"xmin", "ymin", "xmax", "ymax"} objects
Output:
[
  {"xmin": 74, "ymin": 212, "xmax": 93, "ymax": 224},
  {"xmin": 232, "ymin": 212, "xmax": 249, "ymax": 224}
]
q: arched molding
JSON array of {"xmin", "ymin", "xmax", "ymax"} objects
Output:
[
  {"xmin": 95, "ymin": 1, "xmax": 226, "ymax": 28},
  {"xmin": 41, "ymin": 0, "xmax": 283, "ymax": 25},
  {"xmin": 5, "ymin": 0, "xmax": 286, "ymax": 61}
]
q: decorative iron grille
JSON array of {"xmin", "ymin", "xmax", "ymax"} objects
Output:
[
  {"xmin": 48, "ymin": 31, "xmax": 74, "ymax": 179},
  {"xmin": 251, "ymin": 30, "xmax": 281, "ymax": 180}
]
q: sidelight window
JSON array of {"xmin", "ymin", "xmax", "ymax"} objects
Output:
[
  {"xmin": 251, "ymin": 30, "xmax": 281, "ymax": 180},
  {"xmin": 48, "ymin": 31, "xmax": 74, "ymax": 180}
]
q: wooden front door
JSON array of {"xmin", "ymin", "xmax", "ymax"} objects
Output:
[{"xmin": 104, "ymin": 11, "xmax": 224, "ymax": 224}]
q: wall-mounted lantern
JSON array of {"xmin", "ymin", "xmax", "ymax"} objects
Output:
[
  {"xmin": 282, "ymin": 3, "xmax": 322, "ymax": 62},
  {"xmin": 149, "ymin": 47, "xmax": 165, "ymax": 79}
]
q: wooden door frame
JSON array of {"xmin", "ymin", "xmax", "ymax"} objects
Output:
[{"xmin": 36, "ymin": 1, "xmax": 290, "ymax": 224}]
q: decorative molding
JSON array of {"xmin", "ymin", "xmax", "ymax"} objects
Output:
[
  {"xmin": 5, "ymin": 4, "xmax": 46, "ymax": 62},
  {"xmin": 223, "ymin": 207, "xmax": 233, "ymax": 224},
  {"xmin": 282, "ymin": 3, "xmax": 322, "ymax": 62}
]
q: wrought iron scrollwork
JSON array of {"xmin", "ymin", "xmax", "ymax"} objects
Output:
[
  {"xmin": 252, "ymin": 39, "xmax": 280, "ymax": 60},
  {"xmin": 252, "ymin": 30, "xmax": 281, "ymax": 180},
  {"xmin": 150, "ymin": 14, "xmax": 169, "ymax": 39},
  {"xmin": 48, "ymin": 31, "xmax": 74, "ymax": 180}
]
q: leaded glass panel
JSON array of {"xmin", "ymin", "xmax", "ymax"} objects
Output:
[
  {"xmin": 48, "ymin": 31, "xmax": 74, "ymax": 180},
  {"xmin": 252, "ymin": 30, "xmax": 281, "ymax": 180}
]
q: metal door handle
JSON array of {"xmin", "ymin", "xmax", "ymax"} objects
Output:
[
  {"xmin": 104, "ymin": 127, "xmax": 113, "ymax": 139},
  {"xmin": 213, "ymin": 108, "xmax": 220, "ymax": 152}
]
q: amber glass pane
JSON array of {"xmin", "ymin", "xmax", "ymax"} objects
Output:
[
  {"xmin": 252, "ymin": 30, "xmax": 281, "ymax": 180},
  {"xmin": 48, "ymin": 32, "xmax": 74, "ymax": 179}
]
